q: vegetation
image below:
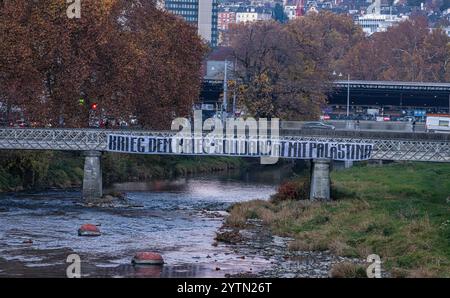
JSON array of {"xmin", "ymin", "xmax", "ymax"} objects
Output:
[
  {"xmin": 0, "ymin": 151, "xmax": 83, "ymax": 191},
  {"xmin": 0, "ymin": 151, "xmax": 247, "ymax": 192},
  {"xmin": 271, "ymin": 176, "xmax": 310, "ymax": 202},
  {"xmin": 230, "ymin": 12, "xmax": 450, "ymax": 120},
  {"xmin": 343, "ymin": 16, "xmax": 450, "ymax": 82},
  {"xmin": 0, "ymin": 0, "xmax": 206, "ymax": 129},
  {"xmin": 329, "ymin": 262, "xmax": 368, "ymax": 278},
  {"xmin": 102, "ymin": 154, "xmax": 247, "ymax": 186},
  {"xmin": 226, "ymin": 162, "xmax": 450, "ymax": 277}
]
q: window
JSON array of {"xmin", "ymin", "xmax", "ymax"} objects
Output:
[{"xmin": 439, "ymin": 120, "xmax": 449, "ymax": 127}]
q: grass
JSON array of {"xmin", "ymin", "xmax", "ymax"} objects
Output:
[
  {"xmin": 329, "ymin": 262, "xmax": 368, "ymax": 278},
  {"xmin": 226, "ymin": 162, "xmax": 450, "ymax": 277}
]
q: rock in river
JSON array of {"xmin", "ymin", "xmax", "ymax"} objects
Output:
[{"xmin": 78, "ymin": 224, "xmax": 101, "ymax": 237}]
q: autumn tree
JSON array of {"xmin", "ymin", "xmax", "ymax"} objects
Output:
[
  {"xmin": 0, "ymin": 0, "xmax": 206, "ymax": 128},
  {"xmin": 230, "ymin": 12, "xmax": 364, "ymax": 120},
  {"xmin": 341, "ymin": 16, "xmax": 450, "ymax": 82},
  {"xmin": 290, "ymin": 11, "xmax": 365, "ymax": 73}
]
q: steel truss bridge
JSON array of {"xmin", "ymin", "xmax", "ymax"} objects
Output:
[{"xmin": 1, "ymin": 128, "xmax": 450, "ymax": 162}]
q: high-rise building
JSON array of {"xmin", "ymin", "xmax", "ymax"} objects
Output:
[{"xmin": 163, "ymin": 0, "xmax": 218, "ymax": 47}]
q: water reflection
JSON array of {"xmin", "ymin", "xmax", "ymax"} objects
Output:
[{"xmin": 0, "ymin": 165, "xmax": 295, "ymax": 277}]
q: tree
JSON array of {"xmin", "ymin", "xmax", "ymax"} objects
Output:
[
  {"xmin": 0, "ymin": 0, "xmax": 206, "ymax": 128},
  {"xmin": 292, "ymin": 11, "xmax": 365, "ymax": 74},
  {"xmin": 229, "ymin": 12, "xmax": 365, "ymax": 121},
  {"xmin": 230, "ymin": 21, "xmax": 328, "ymax": 120},
  {"xmin": 342, "ymin": 16, "xmax": 450, "ymax": 82}
]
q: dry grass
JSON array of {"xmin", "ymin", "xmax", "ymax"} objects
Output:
[
  {"xmin": 329, "ymin": 262, "xmax": 368, "ymax": 278},
  {"xmin": 328, "ymin": 239, "xmax": 353, "ymax": 256},
  {"xmin": 225, "ymin": 199, "xmax": 272, "ymax": 228},
  {"xmin": 407, "ymin": 268, "xmax": 437, "ymax": 278},
  {"xmin": 391, "ymin": 266, "xmax": 437, "ymax": 278}
]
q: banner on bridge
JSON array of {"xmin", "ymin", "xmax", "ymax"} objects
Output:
[{"xmin": 106, "ymin": 134, "xmax": 374, "ymax": 161}]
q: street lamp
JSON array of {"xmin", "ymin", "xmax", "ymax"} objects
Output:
[
  {"xmin": 346, "ymin": 74, "xmax": 350, "ymax": 118},
  {"xmin": 333, "ymin": 71, "xmax": 351, "ymax": 119},
  {"xmin": 333, "ymin": 71, "xmax": 353, "ymax": 169}
]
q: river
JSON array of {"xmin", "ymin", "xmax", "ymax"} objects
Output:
[{"xmin": 0, "ymin": 165, "xmax": 294, "ymax": 278}]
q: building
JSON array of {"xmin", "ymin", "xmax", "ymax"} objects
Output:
[
  {"xmin": 164, "ymin": 0, "xmax": 219, "ymax": 47},
  {"xmin": 354, "ymin": 0, "xmax": 408, "ymax": 35},
  {"xmin": 284, "ymin": 5, "xmax": 298, "ymax": 20},
  {"xmin": 235, "ymin": 7, "xmax": 272, "ymax": 23},
  {"xmin": 355, "ymin": 14, "xmax": 409, "ymax": 35},
  {"xmin": 199, "ymin": 47, "xmax": 236, "ymax": 118},
  {"xmin": 218, "ymin": 11, "xmax": 236, "ymax": 30}
]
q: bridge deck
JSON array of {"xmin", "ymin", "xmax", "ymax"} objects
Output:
[{"xmin": 1, "ymin": 128, "xmax": 449, "ymax": 162}]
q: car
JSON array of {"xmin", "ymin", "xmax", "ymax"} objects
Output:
[
  {"xmin": 403, "ymin": 116, "xmax": 415, "ymax": 122},
  {"xmin": 13, "ymin": 119, "xmax": 29, "ymax": 128},
  {"xmin": 302, "ymin": 121, "xmax": 336, "ymax": 130}
]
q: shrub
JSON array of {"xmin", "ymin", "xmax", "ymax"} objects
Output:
[
  {"xmin": 329, "ymin": 262, "xmax": 368, "ymax": 278},
  {"xmin": 271, "ymin": 177, "xmax": 310, "ymax": 202}
]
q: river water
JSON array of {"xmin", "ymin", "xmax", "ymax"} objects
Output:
[{"xmin": 0, "ymin": 165, "xmax": 294, "ymax": 278}]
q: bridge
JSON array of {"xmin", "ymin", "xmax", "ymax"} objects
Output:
[{"xmin": 1, "ymin": 128, "xmax": 450, "ymax": 202}]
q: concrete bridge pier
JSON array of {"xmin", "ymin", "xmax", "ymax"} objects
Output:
[
  {"xmin": 310, "ymin": 159, "xmax": 331, "ymax": 201},
  {"xmin": 82, "ymin": 151, "xmax": 103, "ymax": 201}
]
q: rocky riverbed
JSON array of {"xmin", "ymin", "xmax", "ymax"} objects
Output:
[{"xmin": 214, "ymin": 217, "xmax": 365, "ymax": 278}]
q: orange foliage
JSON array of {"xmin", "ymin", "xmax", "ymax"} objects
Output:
[{"xmin": 0, "ymin": 0, "xmax": 206, "ymax": 128}]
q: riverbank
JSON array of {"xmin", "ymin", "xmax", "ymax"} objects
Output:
[
  {"xmin": 224, "ymin": 162, "xmax": 450, "ymax": 278},
  {"xmin": 0, "ymin": 151, "xmax": 249, "ymax": 192}
]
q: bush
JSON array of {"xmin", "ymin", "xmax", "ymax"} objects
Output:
[
  {"xmin": 329, "ymin": 262, "xmax": 368, "ymax": 278},
  {"xmin": 271, "ymin": 177, "xmax": 310, "ymax": 202}
]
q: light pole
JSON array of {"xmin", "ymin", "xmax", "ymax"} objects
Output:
[
  {"xmin": 332, "ymin": 71, "xmax": 351, "ymax": 121},
  {"xmin": 346, "ymin": 74, "xmax": 350, "ymax": 118},
  {"xmin": 333, "ymin": 71, "xmax": 354, "ymax": 169},
  {"xmin": 222, "ymin": 60, "xmax": 228, "ymax": 122},
  {"xmin": 232, "ymin": 57, "xmax": 237, "ymax": 117}
]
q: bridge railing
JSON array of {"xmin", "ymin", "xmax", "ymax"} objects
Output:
[{"xmin": 1, "ymin": 128, "xmax": 450, "ymax": 162}]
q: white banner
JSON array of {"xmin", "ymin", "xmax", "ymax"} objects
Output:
[{"xmin": 106, "ymin": 134, "xmax": 374, "ymax": 161}]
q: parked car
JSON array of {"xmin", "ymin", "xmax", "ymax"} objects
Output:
[{"xmin": 302, "ymin": 121, "xmax": 336, "ymax": 130}]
